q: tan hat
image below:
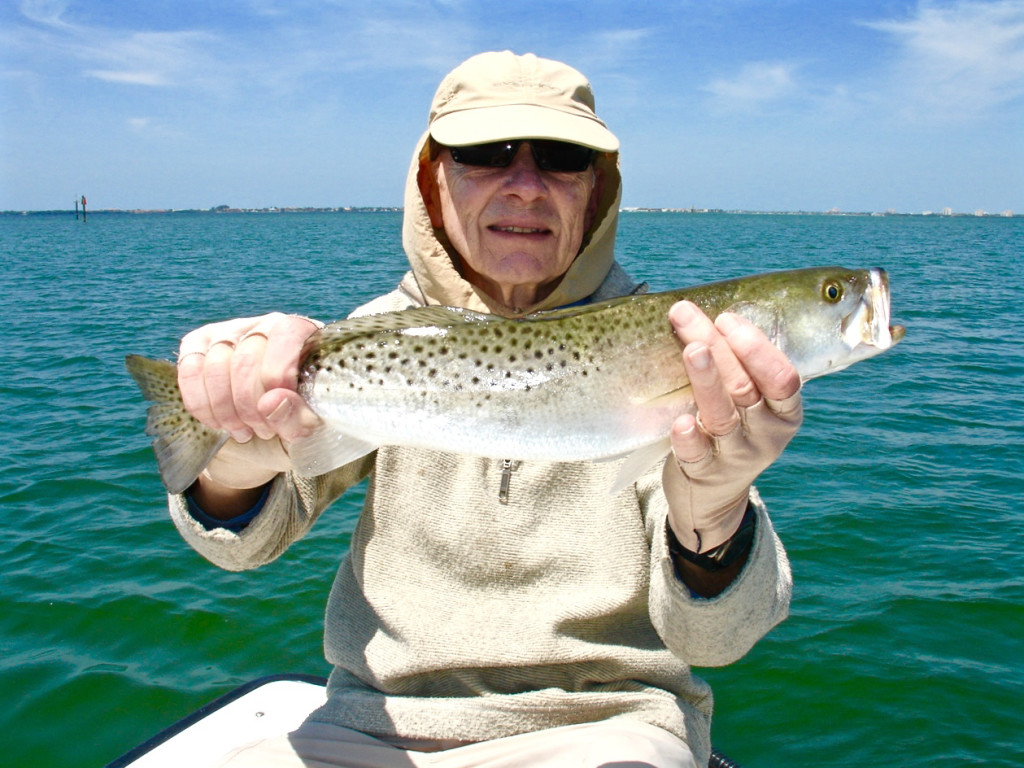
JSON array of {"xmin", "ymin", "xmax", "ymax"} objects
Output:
[{"xmin": 428, "ymin": 51, "xmax": 619, "ymax": 152}]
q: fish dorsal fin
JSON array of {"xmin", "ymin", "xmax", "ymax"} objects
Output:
[
  {"xmin": 312, "ymin": 298, "xmax": 645, "ymax": 354},
  {"xmin": 311, "ymin": 306, "xmax": 498, "ymax": 349},
  {"xmin": 522, "ymin": 292, "xmax": 643, "ymax": 322}
]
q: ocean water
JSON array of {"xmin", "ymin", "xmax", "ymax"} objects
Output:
[{"xmin": 1, "ymin": 210, "xmax": 1021, "ymax": 767}]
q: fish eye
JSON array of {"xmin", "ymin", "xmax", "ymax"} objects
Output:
[{"xmin": 822, "ymin": 280, "xmax": 843, "ymax": 303}]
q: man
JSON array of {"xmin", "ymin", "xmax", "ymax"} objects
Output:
[{"xmin": 171, "ymin": 52, "xmax": 800, "ymax": 767}]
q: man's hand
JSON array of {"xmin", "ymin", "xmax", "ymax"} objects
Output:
[
  {"xmin": 663, "ymin": 301, "xmax": 803, "ymax": 555},
  {"xmin": 176, "ymin": 313, "xmax": 321, "ymax": 514}
]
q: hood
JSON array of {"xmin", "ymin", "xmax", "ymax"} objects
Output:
[{"xmin": 400, "ymin": 130, "xmax": 622, "ymax": 317}]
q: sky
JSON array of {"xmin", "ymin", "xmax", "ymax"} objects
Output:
[{"xmin": 2, "ymin": 0, "xmax": 1023, "ymax": 214}]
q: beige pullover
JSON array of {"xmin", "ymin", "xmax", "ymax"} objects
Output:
[{"xmin": 168, "ymin": 132, "xmax": 792, "ymax": 765}]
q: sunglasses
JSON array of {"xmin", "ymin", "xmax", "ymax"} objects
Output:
[{"xmin": 447, "ymin": 139, "xmax": 596, "ymax": 173}]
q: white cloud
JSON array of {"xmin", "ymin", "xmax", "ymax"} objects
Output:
[
  {"xmin": 18, "ymin": 0, "xmax": 72, "ymax": 27},
  {"xmin": 863, "ymin": 0, "xmax": 1024, "ymax": 117},
  {"xmin": 9, "ymin": 4, "xmax": 226, "ymax": 91},
  {"xmin": 86, "ymin": 70, "xmax": 167, "ymax": 86},
  {"xmin": 701, "ymin": 61, "xmax": 800, "ymax": 109}
]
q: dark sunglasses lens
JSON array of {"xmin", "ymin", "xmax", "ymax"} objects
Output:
[
  {"xmin": 531, "ymin": 140, "xmax": 595, "ymax": 172},
  {"xmin": 448, "ymin": 140, "xmax": 595, "ymax": 172},
  {"xmin": 449, "ymin": 141, "xmax": 518, "ymax": 167}
]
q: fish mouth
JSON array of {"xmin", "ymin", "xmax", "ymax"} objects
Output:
[{"xmin": 842, "ymin": 268, "xmax": 905, "ymax": 350}]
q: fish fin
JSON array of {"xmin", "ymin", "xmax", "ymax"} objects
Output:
[
  {"xmin": 124, "ymin": 355, "xmax": 229, "ymax": 494},
  {"xmin": 313, "ymin": 306, "xmax": 497, "ymax": 347},
  {"xmin": 522, "ymin": 293, "xmax": 643, "ymax": 321},
  {"xmin": 287, "ymin": 422, "xmax": 379, "ymax": 477},
  {"xmin": 607, "ymin": 438, "xmax": 673, "ymax": 495}
]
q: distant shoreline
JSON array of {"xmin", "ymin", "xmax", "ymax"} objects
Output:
[
  {"xmin": 1, "ymin": 205, "xmax": 1018, "ymax": 218},
  {"xmin": 0, "ymin": 206, "xmax": 403, "ymax": 216}
]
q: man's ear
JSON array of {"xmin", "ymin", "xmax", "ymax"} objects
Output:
[{"xmin": 418, "ymin": 158, "xmax": 444, "ymax": 230}]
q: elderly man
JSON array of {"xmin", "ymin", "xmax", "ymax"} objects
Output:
[{"xmin": 172, "ymin": 52, "xmax": 800, "ymax": 767}]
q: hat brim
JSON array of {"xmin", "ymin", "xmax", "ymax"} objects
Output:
[{"xmin": 430, "ymin": 104, "xmax": 619, "ymax": 152}]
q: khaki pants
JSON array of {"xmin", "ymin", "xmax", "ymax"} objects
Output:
[{"xmin": 219, "ymin": 720, "xmax": 698, "ymax": 768}]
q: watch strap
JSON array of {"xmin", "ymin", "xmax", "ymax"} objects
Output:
[{"xmin": 668, "ymin": 501, "xmax": 756, "ymax": 572}]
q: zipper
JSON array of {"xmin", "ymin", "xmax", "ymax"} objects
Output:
[{"xmin": 498, "ymin": 459, "xmax": 521, "ymax": 504}]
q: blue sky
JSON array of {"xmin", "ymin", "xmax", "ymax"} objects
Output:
[{"xmin": 2, "ymin": 0, "xmax": 1022, "ymax": 213}]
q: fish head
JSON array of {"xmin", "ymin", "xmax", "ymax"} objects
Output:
[
  {"xmin": 795, "ymin": 266, "xmax": 904, "ymax": 380},
  {"xmin": 729, "ymin": 266, "xmax": 905, "ymax": 381}
]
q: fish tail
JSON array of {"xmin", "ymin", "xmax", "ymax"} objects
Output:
[{"xmin": 124, "ymin": 354, "xmax": 229, "ymax": 494}]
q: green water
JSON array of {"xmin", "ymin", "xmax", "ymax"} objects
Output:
[{"xmin": 1, "ymin": 211, "xmax": 1021, "ymax": 766}]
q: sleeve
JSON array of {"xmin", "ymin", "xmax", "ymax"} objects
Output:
[
  {"xmin": 165, "ymin": 287, "xmax": 416, "ymax": 571},
  {"xmin": 640, "ymin": 480, "xmax": 793, "ymax": 667},
  {"xmin": 167, "ymin": 455, "xmax": 375, "ymax": 572}
]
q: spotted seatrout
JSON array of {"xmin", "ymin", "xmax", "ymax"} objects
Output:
[{"xmin": 126, "ymin": 266, "xmax": 904, "ymax": 494}]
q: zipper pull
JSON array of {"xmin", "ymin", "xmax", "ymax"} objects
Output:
[{"xmin": 498, "ymin": 459, "xmax": 521, "ymax": 504}]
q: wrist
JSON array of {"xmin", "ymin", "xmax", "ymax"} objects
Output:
[
  {"xmin": 201, "ymin": 436, "xmax": 291, "ymax": 489},
  {"xmin": 186, "ymin": 482, "xmax": 270, "ymax": 531},
  {"xmin": 189, "ymin": 473, "xmax": 273, "ymax": 521},
  {"xmin": 668, "ymin": 500, "xmax": 756, "ymax": 572},
  {"xmin": 668, "ymin": 491, "xmax": 750, "ymax": 553}
]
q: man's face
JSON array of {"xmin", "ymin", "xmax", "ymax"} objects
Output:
[{"xmin": 423, "ymin": 142, "xmax": 603, "ymax": 312}]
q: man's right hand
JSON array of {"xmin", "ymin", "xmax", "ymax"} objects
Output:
[{"xmin": 176, "ymin": 313, "xmax": 322, "ymax": 512}]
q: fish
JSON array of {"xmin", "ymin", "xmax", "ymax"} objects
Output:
[{"xmin": 126, "ymin": 266, "xmax": 905, "ymax": 495}]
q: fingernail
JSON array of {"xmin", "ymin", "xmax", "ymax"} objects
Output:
[
  {"xmin": 676, "ymin": 421, "xmax": 696, "ymax": 439},
  {"xmin": 715, "ymin": 312, "xmax": 741, "ymax": 333},
  {"xmin": 266, "ymin": 398, "xmax": 293, "ymax": 424},
  {"xmin": 672, "ymin": 300, "xmax": 697, "ymax": 324},
  {"xmin": 687, "ymin": 343, "xmax": 712, "ymax": 371},
  {"xmin": 230, "ymin": 429, "xmax": 253, "ymax": 444}
]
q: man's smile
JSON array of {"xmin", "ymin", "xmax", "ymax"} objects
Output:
[{"xmin": 489, "ymin": 225, "xmax": 550, "ymax": 235}]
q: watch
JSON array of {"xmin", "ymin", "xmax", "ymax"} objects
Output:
[{"xmin": 668, "ymin": 501, "xmax": 757, "ymax": 572}]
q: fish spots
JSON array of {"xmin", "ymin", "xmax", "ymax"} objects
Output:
[{"xmin": 309, "ymin": 306, "xmax": 605, "ymax": 402}]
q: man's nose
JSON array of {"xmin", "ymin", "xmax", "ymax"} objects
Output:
[{"xmin": 502, "ymin": 143, "xmax": 547, "ymax": 198}]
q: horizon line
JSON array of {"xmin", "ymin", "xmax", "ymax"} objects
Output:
[{"xmin": 2, "ymin": 205, "xmax": 1019, "ymax": 218}]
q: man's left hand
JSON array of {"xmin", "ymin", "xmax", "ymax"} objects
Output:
[{"xmin": 662, "ymin": 300, "xmax": 803, "ymax": 554}]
